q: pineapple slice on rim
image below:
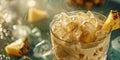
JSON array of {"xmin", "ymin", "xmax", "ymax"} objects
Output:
[{"xmin": 102, "ymin": 10, "xmax": 120, "ymax": 32}]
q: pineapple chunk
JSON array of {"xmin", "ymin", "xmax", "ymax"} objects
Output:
[
  {"xmin": 66, "ymin": 22, "xmax": 78, "ymax": 32},
  {"xmin": 102, "ymin": 10, "xmax": 120, "ymax": 32},
  {"xmin": 5, "ymin": 38, "xmax": 30, "ymax": 56},
  {"xmin": 80, "ymin": 32, "xmax": 93, "ymax": 43},
  {"xmin": 0, "ymin": 13, "xmax": 3, "ymax": 19},
  {"xmin": 28, "ymin": 8, "xmax": 47, "ymax": 23},
  {"xmin": 79, "ymin": 25, "xmax": 95, "ymax": 43}
]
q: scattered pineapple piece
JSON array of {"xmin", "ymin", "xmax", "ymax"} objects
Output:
[
  {"xmin": 0, "ymin": 13, "xmax": 4, "ymax": 19},
  {"xmin": 28, "ymin": 8, "xmax": 47, "ymax": 23},
  {"xmin": 102, "ymin": 10, "xmax": 120, "ymax": 32},
  {"xmin": 5, "ymin": 38, "xmax": 30, "ymax": 56}
]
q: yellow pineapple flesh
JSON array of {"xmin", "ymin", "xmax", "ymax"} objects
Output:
[
  {"xmin": 5, "ymin": 38, "xmax": 30, "ymax": 56},
  {"xmin": 0, "ymin": 13, "xmax": 3, "ymax": 19},
  {"xmin": 28, "ymin": 8, "xmax": 47, "ymax": 23},
  {"xmin": 102, "ymin": 10, "xmax": 120, "ymax": 32}
]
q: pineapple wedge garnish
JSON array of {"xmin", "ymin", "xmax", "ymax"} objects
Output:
[
  {"xmin": 28, "ymin": 8, "xmax": 47, "ymax": 23},
  {"xmin": 102, "ymin": 10, "xmax": 120, "ymax": 32},
  {"xmin": 5, "ymin": 38, "xmax": 30, "ymax": 56}
]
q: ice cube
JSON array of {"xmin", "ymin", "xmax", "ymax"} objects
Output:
[
  {"xmin": 95, "ymin": 30, "xmax": 106, "ymax": 41},
  {"xmin": 4, "ymin": 13, "xmax": 13, "ymax": 24},
  {"xmin": 112, "ymin": 36, "xmax": 120, "ymax": 52},
  {"xmin": 27, "ymin": 0, "xmax": 36, "ymax": 8},
  {"xmin": 53, "ymin": 23, "xmax": 67, "ymax": 40},
  {"xmin": 89, "ymin": 17, "xmax": 104, "ymax": 31},
  {"xmin": 19, "ymin": 56, "xmax": 32, "ymax": 60},
  {"xmin": 77, "ymin": 11, "xmax": 87, "ymax": 16},
  {"xmin": 87, "ymin": 11, "xmax": 95, "ymax": 18},
  {"xmin": 79, "ymin": 23, "xmax": 97, "ymax": 43},
  {"xmin": 12, "ymin": 25, "xmax": 31, "ymax": 39},
  {"xmin": 88, "ymin": 18, "xmax": 97, "ymax": 28},
  {"xmin": 65, "ymin": 22, "xmax": 78, "ymax": 33},
  {"xmin": 83, "ymin": 21, "xmax": 96, "ymax": 32},
  {"xmin": 42, "ymin": 51, "xmax": 53, "ymax": 60},
  {"xmin": 96, "ymin": 19, "xmax": 104, "ymax": 30},
  {"xmin": 32, "ymin": 27, "xmax": 41, "ymax": 37},
  {"xmin": 73, "ymin": 28, "xmax": 82, "ymax": 41},
  {"xmin": 0, "ymin": 54, "xmax": 10, "ymax": 60},
  {"xmin": 27, "ymin": 34, "xmax": 42, "ymax": 46},
  {"xmin": 77, "ymin": 11, "xmax": 89, "ymax": 20},
  {"xmin": 60, "ymin": 12, "xmax": 69, "ymax": 25},
  {"xmin": 33, "ymin": 40, "xmax": 52, "ymax": 58},
  {"xmin": 64, "ymin": 29, "xmax": 82, "ymax": 44},
  {"xmin": 86, "ymin": 11, "xmax": 105, "ymax": 30},
  {"xmin": 5, "ymin": 57, "xmax": 10, "ymax": 60},
  {"xmin": 61, "ymin": 21, "xmax": 82, "ymax": 43}
]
